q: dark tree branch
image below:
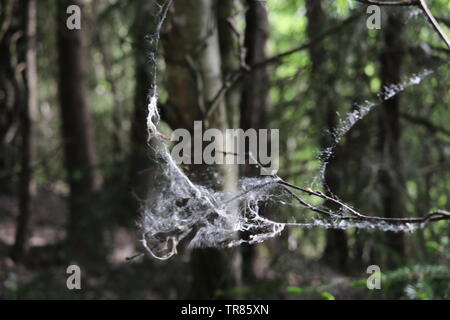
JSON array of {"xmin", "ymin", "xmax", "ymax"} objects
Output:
[
  {"xmin": 401, "ymin": 112, "xmax": 450, "ymax": 137},
  {"xmin": 251, "ymin": 10, "xmax": 365, "ymax": 70},
  {"xmin": 204, "ymin": 9, "xmax": 365, "ymax": 120}
]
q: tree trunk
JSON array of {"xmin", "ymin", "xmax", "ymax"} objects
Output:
[
  {"xmin": 162, "ymin": 0, "xmax": 239, "ymax": 298},
  {"xmin": 217, "ymin": 0, "xmax": 244, "ymax": 288},
  {"xmin": 124, "ymin": 0, "xmax": 156, "ymax": 227},
  {"xmin": 378, "ymin": 12, "xmax": 406, "ymax": 269},
  {"xmin": 57, "ymin": 0, "xmax": 103, "ymax": 263},
  {"xmin": 217, "ymin": 0, "xmax": 243, "ymax": 130},
  {"xmin": 240, "ymin": 0, "xmax": 271, "ymax": 284},
  {"xmin": 306, "ymin": 0, "xmax": 349, "ymax": 273},
  {"xmin": 11, "ymin": 0, "xmax": 37, "ymax": 262},
  {"xmin": 0, "ymin": 0, "xmax": 21, "ymax": 195}
]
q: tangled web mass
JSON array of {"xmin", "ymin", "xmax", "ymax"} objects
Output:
[{"xmin": 137, "ymin": 69, "xmax": 435, "ymax": 260}]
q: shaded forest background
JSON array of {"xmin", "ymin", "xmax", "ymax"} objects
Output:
[{"xmin": 0, "ymin": 0, "xmax": 449, "ymax": 299}]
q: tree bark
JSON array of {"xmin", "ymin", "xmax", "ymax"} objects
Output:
[
  {"xmin": 217, "ymin": 0, "xmax": 244, "ymax": 288},
  {"xmin": 125, "ymin": 0, "xmax": 156, "ymax": 226},
  {"xmin": 11, "ymin": 0, "xmax": 37, "ymax": 262},
  {"xmin": 57, "ymin": 0, "xmax": 103, "ymax": 263},
  {"xmin": 0, "ymin": 0, "xmax": 21, "ymax": 195},
  {"xmin": 378, "ymin": 12, "xmax": 406, "ymax": 269},
  {"xmin": 240, "ymin": 0, "xmax": 271, "ymax": 284},
  {"xmin": 306, "ymin": 0, "xmax": 349, "ymax": 273},
  {"xmin": 162, "ymin": 0, "xmax": 239, "ymax": 298}
]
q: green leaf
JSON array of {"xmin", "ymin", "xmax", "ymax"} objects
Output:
[
  {"xmin": 286, "ymin": 286, "xmax": 304, "ymax": 295},
  {"xmin": 321, "ymin": 291, "xmax": 336, "ymax": 300}
]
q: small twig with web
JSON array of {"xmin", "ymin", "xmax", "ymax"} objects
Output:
[
  {"xmin": 145, "ymin": 0, "xmax": 173, "ymax": 140},
  {"xmin": 220, "ymin": 150, "xmax": 450, "ymax": 227}
]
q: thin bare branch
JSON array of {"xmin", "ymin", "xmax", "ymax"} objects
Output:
[
  {"xmin": 204, "ymin": 9, "xmax": 365, "ymax": 120},
  {"xmin": 418, "ymin": 0, "xmax": 450, "ymax": 50},
  {"xmin": 278, "ymin": 179, "xmax": 450, "ymax": 225}
]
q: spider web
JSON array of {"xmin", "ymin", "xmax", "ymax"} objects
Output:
[{"xmin": 136, "ymin": 1, "xmax": 443, "ymax": 260}]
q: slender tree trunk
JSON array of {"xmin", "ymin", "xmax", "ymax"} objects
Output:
[
  {"xmin": 57, "ymin": 0, "xmax": 103, "ymax": 263},
  {"xmin": 306, "ymin": 0, "xmax": 349, "ymax": 272},
  {"xmin": 125, "ymin": 0, "xmax": 155, "ymax": 227},
  {"xmin": 241, "ymin": 0, "xmax": 271, "ymax": 135},
  {"xmin": 378, "ymin": 12, "xmax": 406, "ymax": 269},
  {"xmin": 11, "ymin": 0, "xmax": 37, "ymax": 261},
  {"xmin": 217, "ymin": 0, "xmax": 244, "ymax": 288},
  {"xmin": 163, "ymin": 0, "xmax": 239, "ymax": 298},
  {"xmin": 217, "ymin": 0, "xmax": 243, "ymax": 130},
  {"xmin": 240, "ymin": 0, "xmax": 271, "ymax": 283},
  {"xmin": 0, "ymin": 0, "xmax": 21, "ymax": 195},
  {"xmin": 345, "ymin": 45, "xmax": 375, "ymax": 272}
]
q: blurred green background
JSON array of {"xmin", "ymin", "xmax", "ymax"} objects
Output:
[{"xmin": 0, "ymin": 0, "xmax": 449, "ymax": 299}]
